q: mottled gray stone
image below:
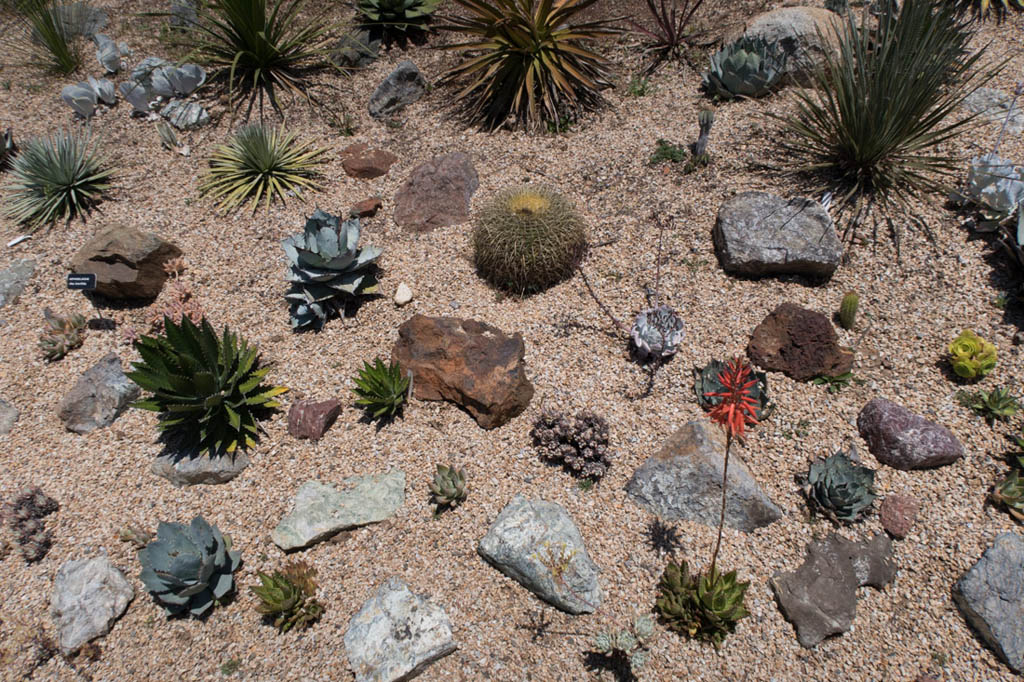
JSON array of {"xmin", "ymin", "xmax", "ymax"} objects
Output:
[
  {"xmin": 58, "ymin": 353, "xmax": 140, "ymax": 434},
  {"xmin": 625, "ymin": 421, "xmax": 782, "ymax": 532},
  {"xmin": 51, "ymin": 555, "xmax": 133, "ymax": 655},
  {"xmin": 344, "ymin": 577, "xmax": 456, "ymax": 682},
  {"xmin": 963, "ymin": 88, "xmax": 1024, "ymax": 136},
  {"xmin": 369, "ymin": 60, "xmax": 426, "ymax": 119},
  {"xmin": 159, "ymin": 99, "xmax": 210, "ymax": 130},
  {"xmin": 954, "ymin": 532, "xmax": 1024, "ymax": 673},
  {"xmin": 272, "ymin": 472, "xmax": 406, "ymax": 551},
  {"xmin": 770, "ymin": 533, "xmax": 895, "ymax": 648},
  {"xmin": 151, "ymin": 451, "xmax": 249, "ymax": 487},
  {"xmin": 713, "ymin": 191, "xmax": 841, "ymax": 278},
  {"xmin": 857, "ymin": 398, "xmax": 964, "ymax": 470},
  {"xmin": 0, "ymin": 259, "xmax": 35, "ymax": 308},
  {"xmin": 477, "ymin": 494, "xmax": 601, "ymax": 614},
  {"xmin": 0, "ymin": 398, "xmax": 18, "ymax": 435}
]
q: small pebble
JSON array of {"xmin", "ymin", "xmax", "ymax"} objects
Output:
[{"xmin": 394, "ymin": 283, "xmax": 413, "ymax": 307}]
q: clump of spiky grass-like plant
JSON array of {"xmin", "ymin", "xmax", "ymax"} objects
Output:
[{"xmin": 11, "ymin": 0, "xmax": 84, "ymax": 74}]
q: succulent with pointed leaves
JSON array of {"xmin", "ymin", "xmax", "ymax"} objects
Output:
[
  {"xmin": 2, "ymin": 487, "xmax": 59, "ymax": 564},
  {"xmin": 966, "ymin": 153, "xmax": 1024, "ymax": 225},
  {"xmin": 655, "ymin": 560, "xmax": 749, "ymax": 647},
  {"xmin": 150, "ymin": 64, "xmax": 206, "ymax": 98},
  {"xmin": 352, "ymin": 358, "xmax": 409, "ymax": 421},
  {"xmin": 356, "ymin": 0, "xmax": 439, "ymax": 39},
  {"xmin": 283, "ymin": 210, "xmax": 382, "ymax": 330},
  {"xmin": 118, "ymin": 80, "xmax": 152, "ymax": 114},
  {"xmin": 429, "ymin": 464, "xmax": 467, "ymax": 515},
  {"xmin": 138, "ymin": 516, "xmax": 241, "ymax": 617},
  {"xmin": 804, "ymin": 447, "xmax": 877, "ymax": 523},
  {"xmin": 694, "ymin": 359, "xmax": 774, "ymax": 422},
  {"xmin": 703, "ymin": 36, "xmax": 788, "ymax": 99},
  {"xmin": 118, "ymin": 524, "xmax": 153, "ymax": 549},
  {"xmin": 948, "ymin": 329, "xmax": 997, "ymax": 380},
  {"xmin": 992, "ymin": 469, "xmax": 1024, "ymax": 522},
  {"xmin": 39, "ymin": 309, "xmax": 86, "ymax": 362},
  {"xmin": 251, "ymin": 561, "xmax": 324, "ymax": 633},
  {"xmin": 957, "ymin": 386, "xmax": 1020, "ymax": 423},
  {"xmin": 631, "ymin": 304, "xmax": 684, "ymax": 361}
]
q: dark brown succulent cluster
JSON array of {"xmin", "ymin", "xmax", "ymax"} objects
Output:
[
  {"xmin": 530, "ymin": 409, "xmax": 612, "ymax": 480},
  {"xmin": 2, "ymin": 487, "xmax": 59, "ymax": 563}
]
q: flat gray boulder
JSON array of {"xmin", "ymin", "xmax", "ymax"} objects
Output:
[
  {"xmin": 51, "ymin": 555, "xmax": 134, "ymax": 655},
  {"xmin": 477, "ymin": 494, "xmax": 601, "ymax": 614},
  {"xmin": 954, "ymin": 532, "xmax": 1024, "ymax": 674},
  {"xmin": 344, "ymin": 577, "xmax": 456, "ymax": 682},
  {"xmin": 0, "ymin": 398, "xmax": 18, "ymax": 435},
  {"xmin": 151, "ymin": 450, "xmax": 249, "ymax": 487},
  {"xmin": 369, "ymin": 60, "xmax": 426, "ymax": 120},
  {"xmin": 625, "ymin": 421, "xmax": 782, "ymax": 532},
  {"xmin": 272, "ymin": 471, "xmax": 406, "ymax": 551},
  {"xmin": 713, "ymin": 191, "xmax": 841, "ymax": 278},
  {"xmin": 963, "ymin": 88, "xmax": 1024, "ymax": 136},
  {"xmin": 58, "ymin": 352, "xmax": 140, "ymax": 433},
  {"xmin": 0, "ymin": 259, "xmax": 35, "ymax": 308}
]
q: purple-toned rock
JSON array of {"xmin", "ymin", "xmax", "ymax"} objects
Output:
[
  {"xmin": 393, "ymin": 153, "xmax": 478, "ymax": 233},
  {"xmin": 879, "ymin": 494, "xmax": 919, "ymax": 539},
  {"xmin": 288, "ymin": 399, "xmax": 343, "ymax": 440},
  {"xmin": 857, "ymin": 398, "xmax": 964, "ymax": 470},
  {"xmin": 341, "ymin": 143, "xmax": 397, "ymax": 179}
]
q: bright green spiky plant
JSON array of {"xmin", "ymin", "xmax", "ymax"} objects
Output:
[
  {"xmin": 2, "ymin": 129, "xmax": 112, "ymax": 230},
  {"xmin": 251, "ymin": 561, "xmax": 324, "ymax": 632},
  {"xmin": 438, "ymin": 0, "xmax": 620, "ymax": 131},
  {"xmin": 956, "ymin": 386, "xmax": 1020, "ymax": 423},
  {"xmin": 655, "ymin": 560, "xmax": 749, "ymax": 647},
  {"xmin": 352, "ymin": 358, "xmax": 410, "ymax": 421},
  {"xmin": 199, "ymin": 124, "xmax": 326, "ymax": 213},
  {"xmin": 128, "ymin": 316, "xmax": 288, "ymax": 457},
  {"xmin": 356, "ymin": 0, "xmax": 439, "ymax": 43}
]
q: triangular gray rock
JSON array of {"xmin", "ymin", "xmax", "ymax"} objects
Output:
[
  {"xmin": 51, "ymin": 555, "xmax": 134, "ymax": 655},
  {"xmin": 58, "ymin": 353, "xmax": 140, "ymax": 434}
]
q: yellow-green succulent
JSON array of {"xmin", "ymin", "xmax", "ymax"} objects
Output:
[{"xmin": 948, "ymin": 329, "xmax": 997, "ymax": 379}]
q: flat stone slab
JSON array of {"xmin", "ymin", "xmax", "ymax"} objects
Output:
[
  {"xmin": 477, "ymin": 494, "xmax": 601, "ymax": 614},
  {"xmin": 272, "ymin": 471, "xmax": 406, "ymax": 551},
  {"xmin": 151, "ymin": 451, "xmax": 249, "ymax": 487},
  {"xmin": 51, "ymin": 555, "xmax": 134, "ymax": 655},
  {"xmin": 0, "ymin": 259, "xmax": 35, "ymax": 308},
  {"xmin": 963, "ymin": 88, "xmax": 1024, "ymax": 136},
  {"xmin": 344, "ymin": 577, "xmax": 456, "ymax": 682}
]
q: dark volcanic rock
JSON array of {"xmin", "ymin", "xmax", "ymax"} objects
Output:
[{"xmin": 747, "ymin": 303, "xmax": 853, "ymax": 381}]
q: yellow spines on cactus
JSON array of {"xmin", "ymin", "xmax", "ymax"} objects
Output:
[{"xmin": 948, "ymin": 329, "xmax": 997, "ymax": 379}]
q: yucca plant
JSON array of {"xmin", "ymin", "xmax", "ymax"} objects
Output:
[
  {"xmin": 128, "ymin": 316, "xmax": 288, "ymax": 456},
  {"xmin": 12, "ymin": 0, "xmax": 83, "ymax": 74},
  {"xmin": 352, "ymin": 358, "xmax": 410, "ymax": 421},
  {"xmin": 199, "ymin": 124, "xmax": 326, "ymax": 213},
  {"xmin": 776, "ymin": 0, "xmax": 997, "ymax": 221},
  {"xmin": 356, "ymin": 0, "xmax": 439, "ymax": 43},
  {"xmin": 251, "ymin": 561, "xmax": 324, "ymax": 632},
  {"xmin": 438, "ymin": 0, "xmax": 620, "ymax": 131},
  {"xmin": 2, "ymin": 129, "xmax": 112, "ymax": 230},
  {"xmin": 628, "ymin": 0, "xmax": 708, "ymax": 75},
  {"xmin": 169, "ymin": 0, "xmax": 336, "ymax": 118}
]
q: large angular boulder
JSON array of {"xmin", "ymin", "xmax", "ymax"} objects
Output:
[
  {"xmin": 625, "ymin": 420, "xmax": 782, "ymax": 532},
  {"xmin": 857, "ymin": 398, "xmax": 964, "ymax": 470},
  {"xmin": 57, "ymin": 353, "xmax": 140, "ymax": 434},
  {"xmin": 478, "ymin": 495, "xmax": 601, "ymax": 614},
  {"xmin": 713, "ymin": 192, "xmax": 841, "ymax": 278},
  {"xmin": 391, "ymin": 315, "xmax": 533, "ymax": 429},
  {"xmin": 731, "ymin": 7, "xmax": 842, "ymax": 83},
  {"xmin": 70, "ymin": 225, "xmax": 182, "ymax": 299},
  {"xmin": 770, "ymin": 533, "xmax": 895, "ymax": 648},
  {"xmin": 368, "ymin": 60, "xmax": 426, "ymax": 120},
  {"xmin": 341, "ymin": 142, "xmax": 397, "ymax": 179},
  {"xmin": 51, "ymin": 555, "xmax": 134, "ymax": 655},
  {"xmin": 344, "ymin": 577, "xmax": 456, "ymax": 682},
  {"xmin": 393, "ymin": 153, "xmax": 478, "ymax": 233},
  {"xmin": 954, "ymin": 533, "xmax": 1024, "ymax": 674},
  {"xmin": 747, "ymin": 303, "xmax": 853, "ymax": 381},
  {"xmin": 0, "ymin": 259, "xmax": 35, "ymax": 308}
]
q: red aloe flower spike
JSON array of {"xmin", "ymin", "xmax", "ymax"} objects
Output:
[{"xmin": 705, "ymin": 357, "xmax": 760, "ymax": 440}]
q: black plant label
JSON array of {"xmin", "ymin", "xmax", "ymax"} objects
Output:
[{"xmin": 67, "ymin": 273, "xmax": 97, "ymax": 290}]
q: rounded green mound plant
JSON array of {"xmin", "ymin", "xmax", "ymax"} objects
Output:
[
  {"xmin": 352, "ymin": 358, "xmax": 409, "ymax": 421},
  {"xmin": 473, "ymin": 185, "xmax": 587, "ymax": 294},
  {"xmin": 428, "ymin": 464, "xmax": 467, "ymax": 515},
  {"xmin": 702, "ymin": 36, "xmax": 787, "ymax": 99},
  {"xmin": 655, "ymin": 560, "xmax": 749, "ymax": 647},
  {"xmin": 2, "ymin": 129, "xmax": 112, "ymax": 230},
  {"xmin": 138, "ymin": 516, "xmax": 242, "ymax": 617},
  {"xmin": 804, "ymin": 448, "xmax": 877, "ymax": 523},
  {"xmin": 128, "ymin": 316, "xmax": 288, "ymax": 456},
  {"xmin": 948, "ymin": 328, "xmax": 997, "ymax": 379}
]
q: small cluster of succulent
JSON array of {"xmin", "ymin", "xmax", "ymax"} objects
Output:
[
  {"xmin": 283, "ymin": 210, "xmax": 381, "ymax": 330},
  {"xmin": 956, "ymin": 387, "xmax": 1020, "ymax": 423},
  {"xmin": 429, "ymin": 464, "xmax": 467, "ymax": 516},
  {"xmin": 352, "ymin": 358, "xmax": 410, "ymax": 422},
  {"xmin": 948, "ymin": 329, "xmax": 997, "ymax": 380},
  {"xmin": 812, "ymin": 371, "xmax": 856, "ymax": 394},
  {"xmin": 703, "ymin": 36, "xmax": 788, "ymax": 99},
  {"xmin": 655, "ymin": 560, "xmax": 749, "ymax": 648},
  {"xmin": 695, "ymin": 359, "xmax": 774, "ymax": 422},
  {"xmin": 993, "ymin": 469, "xmax": 1024, "ymax": 522},
  {"xmin": 648, "ymin": 110, "xmax": 715, "ymax": 173},
  {"xmin": 146, "ymin": 257, "xmax": 203, "ymax": 332},
  {"xmin": 838, "ymin": 291, "xmax": 859, "ymax": 330},
  {"xmin": 803, "ymin": 447, "xmax": 877, "ymax": 523},
  {"xmin": 1, "ymin": 487, "xmax": 59, "ymax": 563},
  {"xmin": 39, "ymin": 308, "xmax": 87, "ymax": 362},
  {"xmin": 590, "ymin": 614, "xmax": 655, "ymax": 674},
  {"xmin": 251, "ymin": 561, "xmax": 324, "ymax": 633},
  {"xmin": 631, "ymin": 305, "xmax": 685, "ymax": 362},
  {"xmin": 531, "ymin": 409, "xmax": 613, "ymax": 480}
]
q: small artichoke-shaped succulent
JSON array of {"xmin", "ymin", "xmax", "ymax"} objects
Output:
[
  {"xmin": 251, "ymin": 561, "xmax": 324, "ymax": 633},
  {"xmin": 138, "ymin": 516, "xmax": 242, "ymax": 617},
  {"xmin": 948, "ymin": 329, "xmax": 997, "ymax": 380},
  {"xmin": 631, "ymin": 305, "xmax": 684, "ymax": 361},
  {"xmin": 283, "ymin": 210, "xmax": 382, "ymax": 330},
  {"xmin": 694, "ymin": 359, "xmax": 774, "ymax": 421},
  {"xmin": 992, "ymin": 470, "xmax": 1024, "ymax": 523},
  {"xmin": 655, "ymin": 560, "xmax": 749, "ymax": 647},
  {"xmin": 702, "ymin": 36, "xmax": 788, "ymax": 99},
  {"xmin": 804, "ymin": 448, "xmax": 877, "ymax": 523},
  {"xmin": 429, "ymin": 464, "xmax": 467, "ymax": 515},
  {"xmin": 39, "ymin": 309, "xmax": 86, "ymax": 362},
  {"xmin": 531, "ymin": 409, "xmax": 613, "ymax": 480}
]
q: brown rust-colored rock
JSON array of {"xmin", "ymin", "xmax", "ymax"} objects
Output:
[
  {"xmin": 391, "ymin": 314, "xmax": 533, "ymax": 429},
  {"xmin": 747, "ymin": 303, "xmax": 853, "ymax": 381},
  {"xmin": 393, "ymin": 153, "xmax": 478, "ymax": 233},
  {"xmin": 880, "ymin": 494, "xmax": 919, "ymax": 539},
  {"xmin": 350, "ymin": 197, "xmax": 382, "ymax": 219},
  {"xmin": 70, "ymin": 225, "xmax": 182, "ymax": 299},
  {"xmin": 340, "ymin": 143, "xmax": 397, "ymax": 179},
  {"xmin": 288, "ymin": 399, "xmax": 343, "ymax": 441}
]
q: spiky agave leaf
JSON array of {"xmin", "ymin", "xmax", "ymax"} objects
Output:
[
  {"xmin": 127, "ymin": 315, "xmax": 287, "ymax": 456},
  {"xmin": 356, "ymin": 0, "xmax": 439, "ymax": 40},
  {"xmin": 702, "ymin": 36, "xmax": 787, "ymax": 99},
  {"xmin": 655, "ymin": 559, "xmax": 749, "ymax": 647},
  {"xmin": 351, "ymin": 358, "xmax": 409, "ymax": 421}
]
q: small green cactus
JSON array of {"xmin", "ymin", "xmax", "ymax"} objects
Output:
[
  {"xmin": 839, "ymin": 292, "xmax": 859, "ymax": 330},
  {"xmin": 428, "ymin": 464, "xmax": 467, "ymax": 515},
  {"xmin": 948, "ymin": 329, "xmax": 997, "ymax": 380},
  {"xmin": 38, "ymin": 308, "xmax": 86, "ymax": 361}
]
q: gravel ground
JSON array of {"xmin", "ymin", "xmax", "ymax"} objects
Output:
[{"xmin": 0, "ymin": 1, "xmax": 1023, "ymax": 680}]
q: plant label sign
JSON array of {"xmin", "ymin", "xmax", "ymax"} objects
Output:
[{"xmin": 67, "ymin": 273, "xmax": 97, "ymax": 290}]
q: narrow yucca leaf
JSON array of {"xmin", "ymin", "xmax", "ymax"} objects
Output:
[{"xmin": 10, "ymin": 0, "xmax": 84, "ymax": 74}]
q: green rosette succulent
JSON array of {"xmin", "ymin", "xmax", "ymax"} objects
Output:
[
  {"xmin": 948, "ymin": 329, "xmax": 997, "ymax": 379},
  {"xmin": 702, "ymin": 36, "xmax": 788, "ymax": 99},
  {"xmin": 992, "ymin": 470, "xmax": 1024, "ymax": 522},
  {"xmin": 251, "ymin": 561, "xmax": 324, "ymax": 632},
  {"xmin": 655, "ymin": 560, "xmax": 749, "ymax": 647},
  {"xmin": 429, "ymin": 464, "xmax": 467, "ymax": 515},
  {"xmin": 804, "ymin": 449, "xmax": 877, "ymax": 523}
]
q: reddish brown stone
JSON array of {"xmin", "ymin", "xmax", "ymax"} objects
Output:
[
  {"xmin": 340, "ymin": 143, "xmax": 397, "ymax": 179},
  {"xmin": 393, "ymin": 153, "xmax": 478, "ymax": 233},
  {"xmin": 391, "ymin": 314, "xmax": 533, "ymax": 429},
  {"xmin": 747, "ymin": 303, "xmax": 853, "ymax": 381},
  {"xmin": 350, "ymin": 197, "xmax": 382, "ymax": 218},
  {"xmin": 287, "ymin": 399, "xmax": 343, "ymax": 440},
  {"xmin": 880, "ymin": 494, "xmax": 919, "ymax": 539},
  {"xmin": 70, "ymin": 224, "xmax": 182, "ymax": 299}
]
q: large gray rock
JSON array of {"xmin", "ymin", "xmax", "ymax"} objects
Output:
[
  {"xmin": 369, "ymin": 60, "xmax": 426, "ymax": 120},
  {"xmin": 272, "ymin": 472, "xmax": 406, "ymax": 551},
  {"xmin": 857, "ymin": 398, "xmax": 964, "ymax": 470},
  {"xmin": 625, "ymin": 421, "xmax": 782, "ymax": 532},
  {"xmin": 477, "ymin": 495, "xmax": 601, "ymax": 614},
  {"xmin": 159, "ymin": 99, "xmax": 210, "ymax": 130},
  {"xmin": 57, "ymin": 353, "xmax": 140, "ymax": 434},
  {"xmin": 151, "ymin": 451, "xmax": 250, "ymax": 487},
  {"xmin": 733, "ymin": 7, "xmax": 842, "ymax": 83},
  {"xmin": 70, "ymin": 224, "xmax": 182, "ymax": 299},
  {"xmin": 51, "ymin": 555, "xmax": 134, "ymax": 655},
  {"xmin": 0, "ymin": 259, "xmax": 35, "ymax": 308},
  {"xmin": 713, "ymin": 191, "xmax": 841, "ymax": 278},
  {"xmin": 344, "ymin": 577, "xmax": 456, "ymax": 682},
  {"xmin": 953, "ymin": 532, "xmax": 1024, "ymax": 674},
  {"xmin": 393, "ymin": 153, "xmax": 479, "ymax": 232},
  {"xmin": 770, "ymin": 533, "xmax": 895, "ymax": 648},
  {"xmin": 963, "ymin": 88, "xmax": 1024, "ymax": 136},
  {"xmin": 0, "ymin": 398, "xmax": 18, "ymax": 435}
]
